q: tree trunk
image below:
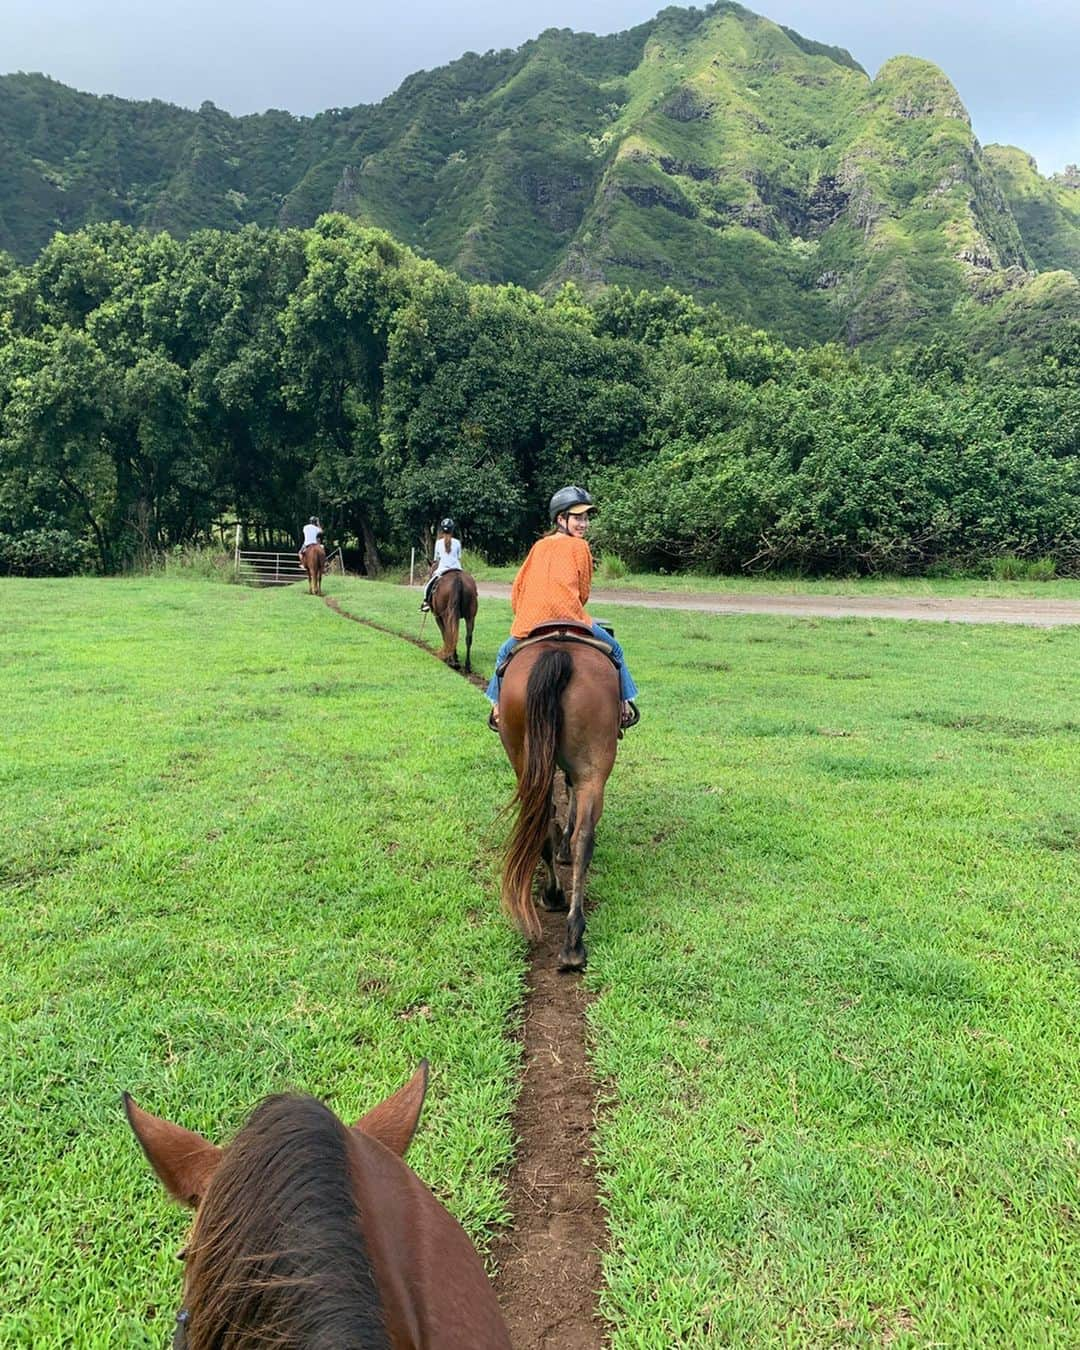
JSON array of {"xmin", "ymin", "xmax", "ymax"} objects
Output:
[{"xmin": 360, "ymin": 516, "xmax": 381, "ymax": 576}]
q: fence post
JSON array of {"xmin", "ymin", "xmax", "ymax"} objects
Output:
[{"xmin": 234, "ymin": 523, "xmax": 241, "ymax": 575}]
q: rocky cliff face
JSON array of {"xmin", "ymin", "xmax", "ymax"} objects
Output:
[{"xmin": 0, "ymin": 3, "xmax": 1076, "ymax": 352}]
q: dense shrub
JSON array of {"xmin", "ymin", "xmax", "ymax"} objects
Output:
[{"xmin": 0, "ymin": 529, "xmax": 95, "ymax": 576}]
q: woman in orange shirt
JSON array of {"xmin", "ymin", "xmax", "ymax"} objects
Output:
[{"xmin": 486, "ymin": 486, "xmax": 638, "ymax": 727}]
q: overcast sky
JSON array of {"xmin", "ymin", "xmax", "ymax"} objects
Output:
[{"xmin": 5, "ymin": 0, "xmax": 1077, "ymax": 175}]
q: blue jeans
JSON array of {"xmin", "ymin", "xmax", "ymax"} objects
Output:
[{"xmin": 485, "ymin": 624, "xmax": 639, "ymax": 704}]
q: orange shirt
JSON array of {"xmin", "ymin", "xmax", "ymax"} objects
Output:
[{"xmin": 509, "ymin": 533, "xmax": 593, "ymax": 639}]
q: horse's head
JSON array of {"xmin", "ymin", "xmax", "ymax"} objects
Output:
[
  {"xmin": 125, "ymin": 1066, "xmax": 431, "ymax": 1349},
  {"xmin": 124, "ymin": 1062, "xmax": 428, "ymax": 1207}
]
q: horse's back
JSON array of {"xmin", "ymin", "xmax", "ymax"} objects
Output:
[
  {"xmin": 435, "ymin": 569, "xmax": 477, "ymax": 612},
  {"xmin": 500, "ymin": 641, "xmax": 618, "ymax": 773}
]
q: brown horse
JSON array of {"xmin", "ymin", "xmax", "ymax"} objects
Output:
[
  {"xmin": 431, "ymin": 570, "xmax": 478, "ymax": 673},
  {"xmin": 302, "ymin": 542, "xmax": 326, "ymax": 596},
  {"xmin": 125, "ymin": 1063, "xmax": 511, "ymax": 1349},
  {"xmin": 499, "ymin": 639, "xmax": 620, "ymax": 971}
]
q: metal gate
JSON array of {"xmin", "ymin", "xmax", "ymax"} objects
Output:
[{"xmin": 234, "ymin": 547, "xmax": 344, "ymax": 585}]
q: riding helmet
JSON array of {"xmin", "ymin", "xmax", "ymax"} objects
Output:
[
  {"xmin": 440, "ymin": 517, "xmax": 455, "ymax": 533},
  {"xmin": 549, "ymin": 485, "xmax": 595, "ymax": 522},
  {"xmin": 309, "ymin": 515, "xmax": 320, "ymax": 525}
]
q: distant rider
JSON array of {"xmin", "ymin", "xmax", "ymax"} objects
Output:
[
  {"xmin": 485, "ymin": 486, "xmax": 638, "ymax": 729},
  {"xmin": 420, "ymin": 517, "xmax": 463, "ymax": 611},
  {"xmin": 299, "ymin": 516, "xmax": 323, "ymax": 562}
]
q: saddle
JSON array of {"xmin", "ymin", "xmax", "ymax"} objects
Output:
[{"xmin": 496, "ymin": 621, "xmax": 617, "ymax": 679}]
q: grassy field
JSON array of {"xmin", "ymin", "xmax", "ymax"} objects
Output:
[
  {"xmin": 4, "ymin": 574, "xmax": 1079, "ymax": 1347},
  {"xmin": 466, "ymin": 560, "xmax": 1080, "ymax": 600},
  {"xmin": 0, "ymin": 577, "xmax": 520, "ymax": 1347}
]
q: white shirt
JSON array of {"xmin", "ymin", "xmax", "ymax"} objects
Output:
[
  {"xmin": 432, "ymin": 537, "xmax": 463, "ymax": 574},
  {"xmin": 302, "ymin": 523, "xmax": 322, "ymax": 546}
]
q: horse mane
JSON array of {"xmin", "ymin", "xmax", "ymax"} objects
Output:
[{"xmin": 183, "ymin": 1093, "xmax": 389, "ymax": 1350}]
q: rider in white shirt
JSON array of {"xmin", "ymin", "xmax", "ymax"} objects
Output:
[
  {"xmin": 299, "ymin": 516, "xmax": 323, "ymax": 560},
  {"xmin": 420, "ymin": 517, "xmax": 463, "ymax": 611}
]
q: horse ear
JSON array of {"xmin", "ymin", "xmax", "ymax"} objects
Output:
[
  {"xmin": 124, "ymin": 1093, "xmax": 223, "ymax": 1208},
  {"xmin": 353, "ymin": 1061, "xmax": 429, "ymax": 1157}
]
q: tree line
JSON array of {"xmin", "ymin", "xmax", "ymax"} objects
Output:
[{"xmin": 1, "ymin": 214, "xmax": 1078, "ymax": 576}]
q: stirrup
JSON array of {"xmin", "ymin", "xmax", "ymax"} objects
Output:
[
  {"xmin": 487, "ymin": 708, "xmax": 500, "ymax": 733},
  {"xmin": 618, "ymin": 701, "xmax": 640, "ymax": 738}
]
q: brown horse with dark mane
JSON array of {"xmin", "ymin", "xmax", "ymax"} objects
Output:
[
  {"xmin": 302, "ymin": 542, "xmax": 326, "ymax": 596},
  {"xmin": 499, "ymin": 634, "xmax": 620, "ymax": 971},
  {"xmin": 431, "ymin": 570, "xmax": 477, "ymax": 673},
  {"xmin": 125, "ymin": 1063, "xmax": 510, "ymax": 1349}
]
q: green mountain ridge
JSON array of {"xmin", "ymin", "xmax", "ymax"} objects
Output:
[{"xmin": 1, "ymin": 2, "xmax": 1077, "ymax": 351}]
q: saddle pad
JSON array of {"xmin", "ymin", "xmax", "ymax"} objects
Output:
[{"xmin": 497, "ymin": 628, "xmax": 616, "ymax": 678}]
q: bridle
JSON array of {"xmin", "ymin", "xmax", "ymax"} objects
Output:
[
  {"xmin": 171, "ymin": 1306, "xmax": 190, "ymax": 1349},
  {"xmin": 171, "ymin": 1246, "xmax": 190, "ymax": 1349}
]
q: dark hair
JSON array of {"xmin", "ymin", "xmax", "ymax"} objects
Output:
[{"xmin": 183, "ymin": 1094, "xmax": 389, "ymax": 1349}]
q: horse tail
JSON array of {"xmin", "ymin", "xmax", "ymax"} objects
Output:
[
  {"xmin": 447, "ymin": 570, "xmax": 463, "ymax": 621},
  {"xmin": 502, "ymin": 648, "xmax": 573, "ymax": 940}
]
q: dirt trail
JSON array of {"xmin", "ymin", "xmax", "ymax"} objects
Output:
[
  {"xmin": 491, "ymin": 891, "xmax": 606, "ymax": 1350},
  {"xmin": 475, "ymin": 583, "xmax": 1080, "ymax": 627},
  {"xmin": 324, "ymin": 594, "xmax": 605, "ymax": 1345},
  {"xmin": 323, "ymin": 594, "xmax": 487, "ymax": 689}
]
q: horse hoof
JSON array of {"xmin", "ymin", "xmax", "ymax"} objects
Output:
[
  {"xmin": 541, "ymin": 888, "xmax": 568, "ymax": 912},
  {"xmin": 557, "ymin": 947, "xmax": 587, "ymax": 973}
]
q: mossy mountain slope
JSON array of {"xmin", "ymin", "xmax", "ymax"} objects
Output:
[
  {"xmin": 985, "ymin": 146, "xmax": 1080, "ymax": 275},
  {"xmin": 1, "ymin": 2, "xmax": 1076, "ymax": 351}
]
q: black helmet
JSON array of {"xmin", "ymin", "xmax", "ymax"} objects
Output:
[
  {"xmin": 309, "ymin": 515, "xmax": 320, "ymax": 525},
  {"xmin": 439, "ymin": 517, "xmax": 455, "ymax": 533},
  {"xmin": 549, "ymin": 485, "xmax": 594, "ymax": 522}
]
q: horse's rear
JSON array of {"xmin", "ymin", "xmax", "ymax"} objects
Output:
[
  {"xmin": 432, "ymin": 571, "xmax": 478, "ymax": 672},
  {"xmin": 126, "ymin": 1065, "xmax": 510, "ymax": 1349},
  {"xmin": 499, "ymin": 641, "xmax": 619, "ymax": 970},
  {"xmin": 303, "ymin": 543, "xmax": 326, "ymax": 595}
]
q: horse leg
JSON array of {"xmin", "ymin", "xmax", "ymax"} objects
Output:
[
  {"xmin": 556, "ymin": 783, "xmax": 576, "ymax": 866},
  {"xmin": 464, "ymin": 610, "xmax": 475, "ymax": 675},
  {"xmin": 558, "ymin": 781, "xmax": 603, "ymax": 972},
  {"xmin": 540, "ymin": 795, "xmax": 567, "ymax": 911}
]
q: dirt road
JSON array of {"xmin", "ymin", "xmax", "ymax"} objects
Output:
[{"xmin": 474, "ymin": 583, "xmax": 1080, "ymax": 627}]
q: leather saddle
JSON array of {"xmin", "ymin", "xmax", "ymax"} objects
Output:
[{"xmin": 496, "ymin": 621, "xmax": 617, "ymax": 678}]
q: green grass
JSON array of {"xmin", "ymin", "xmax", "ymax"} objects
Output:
[
  {"xmin": 583, "ymin": 606, "xmax": 1080, "ymax": 1345},
  {"xmin": 4, "ymin": 574, "xmax": 1079, "ymax": 1346},
  {"xmin": 464, "ymin": 560, "xmax": 1080, "ymax": 599},
  {"xmin": 0, "ymin": 576, "xmax": 520, "ymax": 1347},
  {"xmin": 293, "ymin": 576, "xmax": 1080, "ymax": 1343}
]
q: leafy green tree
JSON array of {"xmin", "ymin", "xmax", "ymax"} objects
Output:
[
  {"xmin": 280, "ymin": 218, "xmax": 426, "ymax": 570},
  {"xmin": 0, "ymin": 330, "xmax": 117, "ymax": 567}
]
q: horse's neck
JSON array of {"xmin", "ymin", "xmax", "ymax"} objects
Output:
[{"xmin": 348, "ymin": 1133, "xmax": 510, "ymax": 1350}]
